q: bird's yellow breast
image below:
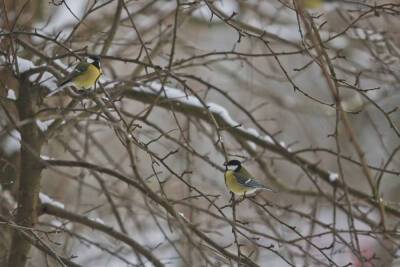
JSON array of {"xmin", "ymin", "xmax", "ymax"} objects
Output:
[
  {"xmin": 302, "ymin": 0, "xmax": 324, "ymax": 8},
  {"xmin": 73, "ymin": 64, "xmax": 101, "ymax": 89},
  {"xmin": 224, "ymin": 170, "xmax": 248, "ymax": 194}
]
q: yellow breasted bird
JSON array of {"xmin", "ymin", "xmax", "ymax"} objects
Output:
[
  {"xmin": 48, "ymin": 55, "xmax": 102, "ymax": 96},
  {"xmin": 224, "ymin": 160, "xmax": 273, "ymax": 195},
  {"xmin": 301, "ymin": 0, "xmax": 336, "ymax": 9}
]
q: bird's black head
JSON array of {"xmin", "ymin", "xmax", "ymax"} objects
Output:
[
  {"xmin": 223, "ymin": 160, "xmax": 241, "ymax": 171},
  {"xmin": 89, "ymin": 55, "xmax": 101, "ymax": 69}
]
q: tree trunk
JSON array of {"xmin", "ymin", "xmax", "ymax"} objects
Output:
[{"xmin": 7, "ymin": 74, "xmax": 44, "ymax": 267}]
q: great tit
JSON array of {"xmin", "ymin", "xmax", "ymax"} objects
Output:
[
  {"xmin": 300, "ymin": 0, "xmax": 336, "ymax": 8},
  {"xmin": 48, "ymin": 55, "xmax": 102, "ymax": 96},
  {"xmin": 224, "ymin": 160, "xmax": 273, "ymax": 195}
]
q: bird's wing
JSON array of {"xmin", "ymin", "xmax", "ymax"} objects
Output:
[
  {"xmin": 233, "ymin": 172, "xmax": 264, "ymax": 188},
  {"xmin": 234, "ymin": 168, "xmax": 273, "ymax": 191},
  {"xmin": 59, "ymin": 62, "xmax": 88, "ymax": 86}
]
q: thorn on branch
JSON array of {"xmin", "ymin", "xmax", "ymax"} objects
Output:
[
  {"xmin": 226, "ymin": 11, "xmax": 237, "ymax": 21},
  {"xmin": 161, "ymin": 149, "xmax": 179, "ymax": 161}
]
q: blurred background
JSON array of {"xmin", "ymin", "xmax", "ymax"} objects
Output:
[{"xmin": 1, "ymin": 0, "xmax": 400, "ymax": 266}]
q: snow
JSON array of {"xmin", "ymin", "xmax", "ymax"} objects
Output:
[
  {"xmin": 36, "ymin": 119, "xmax": 55, "ymax": 132},
  {"xmin": 39, "ymin": 192, "xmax": 65, "ymax": 209},
  {"xmin": 254, "ymin": 1, "xmax": 297, "ymax": 24},
  {"xmin": 6, "ymin": 89, "xmax": 16, "ymax": 100},
  {"xmin": 1, "ymin": 130, "xmax": 21, "ymax": 155},
  {"xmin": 350, "ymin": 28, "xmax": 384, "ymax": 42},
  {"xmin": 329, "ymin": 172, "xmax": 339, "ymax": 182},
  {"xmin": 30, "ymin": 72, "xmax": 58, "ymax": 91},
  {"xmin": 40, "ymin": 155, "xmax": 54, "ymax": 160},
  {"xmin": 262, "ymin": 135, "xmax": 274, "ymax": 144},
  {"xmin": 178, "ymin": 212, "xmax": 189, "ymax": 222},
  {"xmin": 245, "ymin": 128, "xmax": 259, "ymax": 137},
  {"xmin": 244, "ymin": 128, "xmax": 259, "ymax": 150},
  {"xmin": 136, "ymin": 82, "xmax": 293, "ymax": 153},
  {"xmin": 0, "ymin": 55, "xmax": 58, "ymax": 91},
  {"xmin": 192, "ymin": 0, "xmax": 239, "ymax": 21},
  {"xmin": 340, "ymin": 93, "xmax": 364, "ymax": 113},
  {"xmin": 140, "ymin": 83, "xmax": 263, "ymax": 138},
  {"xmin": 207, "ymin": 102, "xmax": 239, "ymax": 126},
  {"xmin": 1, "ymin": 55, "xmax": 291, "ymax": 154},
  {"xmin": 14, "ymin": 57, "xmax": 35, "ymax": 72},
  {"xmin": 89, "ymin": 217, "xmax": 105, "ymax": 225},
  {"xmin": 139, "ymin": 82, "xmax": 202, "ymax": 107}
]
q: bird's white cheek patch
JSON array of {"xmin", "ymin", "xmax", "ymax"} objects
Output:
[{"xmin": 227, "ymin": 165, "xmax": 237, "ymax": 171}]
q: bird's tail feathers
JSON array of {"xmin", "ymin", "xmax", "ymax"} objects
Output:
[
  {"xmin": 59, "ymin": 78, "xmax": 72, "ymax": 87},
  {"xmin": 46, "ymin": 82, "xmax": 72, "ymax": 97},
  {"xmin": 260, "ymin": 186, "xmax": 276, "ymax": 193}
]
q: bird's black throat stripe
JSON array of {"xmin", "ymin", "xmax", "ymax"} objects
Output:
[{"xmin": 92, "ymin": 60, "xmax": 100, "ymax": 70}]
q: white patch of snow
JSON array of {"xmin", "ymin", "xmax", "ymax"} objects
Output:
[
  {"xmin": 207, "ymin": 102, "xmax": 238, "ymax": 126},
  {"xmin": 36, "ymin": 119, "xmax": 55, "ymax": 132},
  {"xmin": 244, "ymin": 128, "xmax": 259, "ymax": 150},
  {"xmin": 1, "ymin": 130, "xmax": 21, "ymax": 155},
  {"xmin": 328, "ymin": 172, "xmax": 339, "ymax": 182},
  {"xmin": 139, "ymin": 82, "xmax": 202, "ymax": 107},
  {"xmin": 192, "ymin": 0, "xmax": 239, "ymax": 22},
  {"xmin": 14, "ymin": 57, "xmax": 35, "ymax": 72},
  {"xmin": 6, "ymin": 89, "xmax": 16, "ymax": 100},
  {"xmin": 245, "ymin": 128, "xmax": 259, "ymax": 137},
  {"xmin": 262, "ymin": 135, "xmax": 274, "ymax": 144},
  {"xmin": 1, "ymin": 55, "xmax": 58, "ymax": 91},
  {"xmin": 29, "ymin": 72, "xmax": 58, "ymax": 91},
  {"xmin": 215, "ymin": 0, "xmax": 239, "ymax": 16},
  {"xmin": 90, "ymin": 217, "xmax": 105, "ymax": 225},
  {"xmin": 40, "ymin": 155, "xmax": 54, "ymax": 160},
  {"xmin": 350, "ymin": 28, "xmax": 384, "ymax": 42},
  {"xmin": 39, "ymin": 193, "xmax": 65, "ymax": 209}
]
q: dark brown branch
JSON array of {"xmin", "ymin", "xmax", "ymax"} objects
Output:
[
  {"xmin": 8, "ymin": 72, "xmax": 45, "ymax": 267},
  {"xmin": 41, "ymin": 203, "xmax": 164, "ymax": 267}
]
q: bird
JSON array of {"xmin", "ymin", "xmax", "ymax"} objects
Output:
[
  {"xmin": 223, "ymin": 160, "xmax": 273, "ymax": 196},
  {"xmin": 300, "ymin": 0, "xmax": 336, "ymax": 9},
  {"xmin": 47, "ymin": 55, "xmax": 102, "ymax": 96}
]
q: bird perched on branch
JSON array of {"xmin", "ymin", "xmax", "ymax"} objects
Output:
[
  {"xmin": 224, "ymin": 160, "xmax": 274, "ymax": 196},
  {"xmin": 300, "ymin": 0, "xmax": 336, "ymax": 9},
  {"xmin": 48, "ymin": 55, "xmax": 102, "ymax": 96}
]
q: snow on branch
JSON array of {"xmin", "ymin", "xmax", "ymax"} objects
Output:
[
  {"xmin": 0, "ymin": 55, "xmax": 58, "ymax": 91},
  {"xmin": 39, "ymin": 193, "xmax": 65, "ymax": 209},
  {"xmin": 123, "ymin": 82, "xmax": 375, "ymax": 200},
  {"xmin": 136, "ymin": 82, "xmax": 286, "ymax": 149},
  {"xmin": 0, "ymin": 129, "xmax": 21, "ymax": 156}
]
